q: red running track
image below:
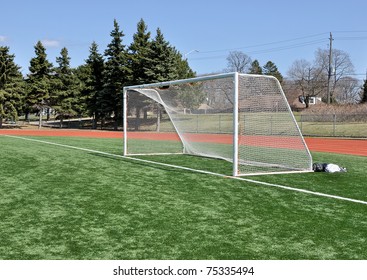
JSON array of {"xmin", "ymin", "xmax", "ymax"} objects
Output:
[{"xmin": 1, "ymin": 129, "xmax": 366, "ymax": 157}]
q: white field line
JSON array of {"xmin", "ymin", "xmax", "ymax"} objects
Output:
[{"xmin": 3, "ymin": 134, "xmax": 367, "ymax": 206}]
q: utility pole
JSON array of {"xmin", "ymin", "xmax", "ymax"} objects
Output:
[
  {"xmin": 362, "ymin": 69, "xmax": 367, "ymax": 103},
  {"xmin": 327, "ymin": 32, "xmax": 333, "ymax": 104}
]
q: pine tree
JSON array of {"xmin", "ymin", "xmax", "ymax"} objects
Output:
[
  {"xmin": 28, "ymin": 41, "xmax": 53, "ymax": 77},
  {"xmin": 26, "ymin": 41, "xmax": 53, "ymax": 126},
  {"xmin": 53, "ymin": 47, "xmax": 80, "ymax": 127},
  {"xmin": 144, "ymin": 28, "xmax": 178, "ymax": 82},
  {"xmin": 0, "ymin": 46, "xmax": 24, "ymax": 128},
  {"xmin": 263, "ymin": 61, "xmax": 283, "ymax": 83},
  {"xmin": 84, "ymin": 42, "xmax": 105, "ymax": 128},
  {"xmin": 361, "ymin": 79, "xmax": 367, "ymax": 103},
  {"xmin": 129, "ymin": 19, "xmax": 151, "ymax": 85},
  {"xmin": 103, "ymin": 19, "xmax": 130, "ymax": 130},
  {"xmin": 129, "ymin": 22, "xmax": 195, "ymax": 87},
  {"xmin": 126, "ymin": 19, "xmax": 154, "ymax": 130},
  {"xmin": 172, "ymin": 47, "xmax": 195, "ymax": 79},
  {"xmin": 130, "ymin": 26, "xmax": 196, "ymax": 130},
  {"xmin": 56, "ymin": 47, "xmax": 71, "ymax": 74},
  {"xmin": 249, "ymin": 60, "xmax": 263, "ymax": 74}
]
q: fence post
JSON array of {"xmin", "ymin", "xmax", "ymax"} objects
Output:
[
  {"xmin": 333, "ymin": 114, "xmax": 336, "ymax": 137},
  {"xmin": 196, "ymin": 115, "xmax": 199, "ymax": 133},
  {"xmin": 219, "ymin": 114, "xmax": 221, "ymax": 133},
  {"xmin": 270, "ymin": 115, "xmax": 273, "ymax": 135}
]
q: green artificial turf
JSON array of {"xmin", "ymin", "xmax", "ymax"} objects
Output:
[{"xmin": 0, "ymin": 135, "xmax": 366, "ymax": 260}]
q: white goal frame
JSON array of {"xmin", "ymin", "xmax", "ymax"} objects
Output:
[{"xmin": 123, "ymin": 72, "xmax": 312, "ymax": 176}]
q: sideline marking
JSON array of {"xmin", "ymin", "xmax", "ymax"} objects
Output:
[{"xmin": 3, "ymin": 134, "xmax": 367, "ymax": 206}]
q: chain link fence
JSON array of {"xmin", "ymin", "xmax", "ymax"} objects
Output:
[{"xmin": 298, "ymin": 114, "xmax": 367, "ymax": 138}]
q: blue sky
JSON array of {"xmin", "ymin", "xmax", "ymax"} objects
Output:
[{"xmin": 1, "ymin": 0, "xmax": 366, "ymax": 80}]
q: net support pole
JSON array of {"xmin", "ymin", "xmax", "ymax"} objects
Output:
[
  {"xmin": 232, "ymin": 72, "xmax": 239, "ymax": 176},
  {"xmin": 123, "ymin": 88, "xmax": 128, "ymax": 156}
]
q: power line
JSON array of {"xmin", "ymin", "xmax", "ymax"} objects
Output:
[
  {"xmin": 190, "ymin": 38, "xmax": 328, "ymax": 61},
  {"xmin": 189, "ymin": 31, "xmax": 367, "ymax": 61},
  {"xmin": 334, "ymin": 36, "xmax": 367, "ymax": 40},
  {"xmin": 187, "ymin": 31, "xmax": 366, "ymax": 79},
  {"xmin": 333, "ymin": 30, "xmax": 367, "ymax": 33},
  {"xmin": 198, "ymin": 32, "xmax": 329, "ymax": 54},
  {"xmin": 246, "ymin": 39, "xmax": 328, "ymax": 55}
]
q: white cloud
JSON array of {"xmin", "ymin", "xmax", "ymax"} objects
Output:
[
  {"xmin": 41, "ymin": 39, "xmax": 60, "ymax": 47},
  {"xmin": 0, "ymin": 35, "xmax": 7, "ymax": 42}
]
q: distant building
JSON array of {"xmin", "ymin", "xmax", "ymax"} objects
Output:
[{"xmin": 291, "ymin": 96, "xmax": 323, "ymax": 110}]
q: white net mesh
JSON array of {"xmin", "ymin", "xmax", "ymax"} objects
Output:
[
  {"xmin": 124, "ymin": 73, "xmax": 312, "ymax": 176},
  {"xmin": 236, "ymin": 75, "xmax": 312, "ymax": 175}
]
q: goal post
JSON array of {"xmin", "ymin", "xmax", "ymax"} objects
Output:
[
  {"xmin": 233, "ymin": 72, "xmax": 239, "ymax": 176},
  {"xmin": 123, "ymin": 72, "xmax": 312, "ymax": 176}
]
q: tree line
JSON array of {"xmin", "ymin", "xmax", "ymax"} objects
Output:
[
  {"xmin": 225, "ymin": 50, "xmax": 284, "ymax": 83},
  {"xmin": 225, "ymin": 49, "xmax": 366, "ymax": 108},
  {"xmin": 0, "ymin": 19, "xmax": 194, "ymax": 129},
  {"xmin": 2, "ymin": 19, "xmax": 367, "ymax": 129}
]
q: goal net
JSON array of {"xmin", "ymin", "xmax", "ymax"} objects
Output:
[{"xmin": 123, "ymin": 72, "xmax": 312, "ymax": 176}]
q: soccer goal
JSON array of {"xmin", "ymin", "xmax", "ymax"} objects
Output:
[{"xmin": 123, "ymin": 72, "xmax": 312, "ymax": 176}]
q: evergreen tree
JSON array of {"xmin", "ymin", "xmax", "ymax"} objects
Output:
[
  {"xmin": 145, "ymin": 28, "xmax": 195, "ymax": 82},
  {"xmin": 53, "ymin": 47, "xmax": 80, "ymax": 127},
  {"xmin": 0, "ymin": 46, "xmax": 24, "ymax": 128},
  {"xmin": 73, "ymin": 64, "xmax": 89, "ymax": 114},
  {"xmin": 29, "ymin": 41, "xmax": 53, "ymax": 77},
  {"xmin": 144, "ymin": 28, "xmax": 178, "ymax": 82},
  {"xmin": 129, "ymin": 19, "xmax": 151, "ymax": 85},
  {"xmin": 361, "ymin": 79, "xmax": 367, "ymax": 103},
  {"xmin": 263, "ymin": 61, "xmax": 283, "ymax": 83},
  {"xmin": 26, "ymin": 41, "xmax": 53, "ymax": 125},
  {"xmin": 172, "ymin": 47, "xmax": 195, "ymax": 79},
  {"xmin": 83, "ymin": 42, "xmax": 105, "ymax": 128},
  {"xmin": 56, "ymin": 47, "xmax": 71, "ymax": 74},
  {"xmin": 130, "ymin": 26, "xmax": 196, "ymax": 130},
  {"xmin": 103, "ymin": 19, "xmax": 130, "ymax": 130},
  {"xmin": 249, "ymin": 60, "xmax": 262, "ymax": 74},
  {"xmin": 127, "ymin": 19, "xmax": 153, "ymax": 129}
]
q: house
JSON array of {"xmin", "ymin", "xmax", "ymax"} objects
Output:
[{"xmin": 291, "ymin": 96, "xmax": 323, "ymax": 110}]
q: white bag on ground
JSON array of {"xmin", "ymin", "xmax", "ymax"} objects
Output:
[{"xmin": 324, "ymin": 163, "xmax": 347, "ymax": 173}]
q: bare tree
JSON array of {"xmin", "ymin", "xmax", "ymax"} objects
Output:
[
  {"xmin": 335, "ymin": 76, "xmax": 361, "ymax": 104},
  {"xmin": 315, "ymin": 48, "xmax": 355, "ymax": 102},
  {"xmin": 225, "ymin": 51, "xmax": 252, "ymax": 73},
  {"xmin": 288, "ymin": 48, "xmax": 357, "ymax": 106},
  {"xmin": 287, "ymin": 59, "xmax": 326, "ymax": 108}
]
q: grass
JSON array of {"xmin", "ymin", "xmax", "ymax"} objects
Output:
[
  {"xmin": 0, "ymin": 135, "xmax": 366, "ymax": 260},
  {"xmin": 299, "ymin": 121, "xmax": 367, "ymax": 137},
  {"xmin": 131, "ymin": 111, "xmax": 367, "ymax": 138}
]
